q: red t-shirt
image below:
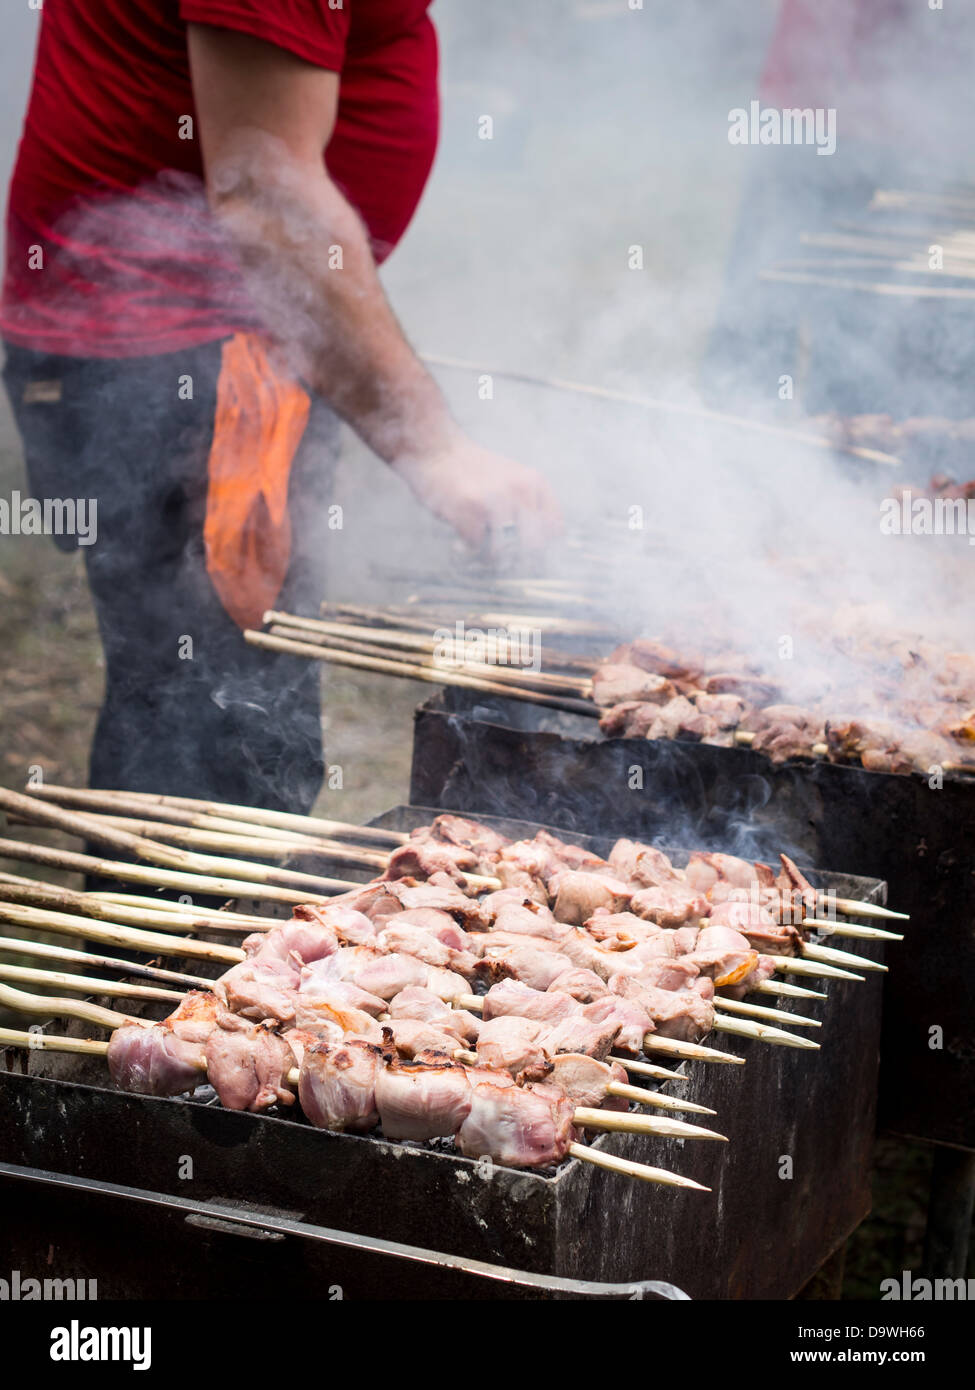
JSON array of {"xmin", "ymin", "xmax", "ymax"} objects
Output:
[{"xmin": 1, "ymin": 0, "xmax": 439, "ymax": 357}]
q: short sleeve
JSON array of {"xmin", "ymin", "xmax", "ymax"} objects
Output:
[{"xmin": 179, "ymin": 1, "xmax": 351, "ymax": 72}]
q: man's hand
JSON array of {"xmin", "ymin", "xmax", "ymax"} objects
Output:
[{"xmin": 395, "ymin": 439, "xmax": 563, "ymax": 563}]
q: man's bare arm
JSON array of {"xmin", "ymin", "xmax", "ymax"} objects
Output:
[{"xmin": 187, "ymin": 25, "xmax": 561, "ymax": 555}]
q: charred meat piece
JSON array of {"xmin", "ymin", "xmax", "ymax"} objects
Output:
[
  {"xmin": 297, "ymin": 972, "xmax": 386, "ymax": 1016},
  {"xmin": 608, "ymin": 839, "xmax": 683, "ymax": 887},
  {"xmin": 382, "ymin": 875, "xmax": 491, "ymax": 930},
  {"xmin": 701, "ymin": 672, "xmax": 780, "ymax": 704},
  {"xmin": 721, "ymin": 953, "xmax": 777, "ymax": 1000},
  {"xmin": 415, "ymin": 814, "xmax": 510, "ymax": 859},
  {"xmin": 214, "ymin": 955, "xmax": 301, "ymax": 1026},
  {"xmin": 382, "ymin": 839, "xmax": 478, "ymax": 883},
  {"xmin": 478, "ymin": 887, "xmax": 542, "ymax": 922},
  {"xmin": 542, "ymin": 1013, "xmax": 620, "ymax": 1060},
  {"xmin": 381, "ymin": 1018, "xmax": 464, "ymax": 1060},
  {"xmin": 375, "ymin": 1053, "xmax": 473, "ymax": 1141},
  {"xmin": 379, "ymin": 908, "xmax": 474, "ymax": 951},
  {"xmin": 242, "ymin": 917, "xmax": 339, "ymax": 967},
  {"xmin": 707, "ymin": 902, "xmax": 801, "ymax": 954},
  {"xmin": 205, "ymin": 1010, "xmax": 297, "ymax": 1112},
  {"xmin": 591, "ymin": 663, "xmax": 677, "ymax": 709},
  {"xmin": 581, "ymin": 994, "xmax": 653, "ymax": 1054},
  {"xmin": 387, "ymin": 986, "xmax": 480, "ymax": 1043},
  {"xmin": 610, "ymin": 639, "xmax": 702, "ymax": 682},
  {"xmin": 547, "ymin": 1053, "xmax": 629, "ymax": 1111},
  {"xmin": 775, "ymin": 853, "xmax": 818, "ymax": 920},
  {"xmin": 488, "ymin": 901, "xmax": 569, "ymax": 942},
  {"xmin": 532, "ymin": 830, "xmax": 610, "ymax": 873},
  {"xmin": 686, "ymin": 924, "xmax": 759, "ymax": 987},
  {"xmin": 482, "ymin": 979, "xmax": 580, "ymax": 1026},
  {"xmin": 475, "ymin": 1015, "xmax": 552, "ymax": 1080},
  {"xmin": 598, "ymin": 701, "xmax": 666, "ymax": 739},
  {"xmin": 476, "ymin": 940, "xmax": 571, "ymax": 991},
  {"xmin": 547, "ymin": 968, "xmax": 611, "ymax": 1003},
  {"xmin": 291, "ymin": 903, "xmax": 377, "ymax": 946},
  {"xmin": 629, "ymin": 884, "xmax": 708, "ymax": 928},
  {"xmin": 693, "ymin": 691, "xmax": 747, "ymax": 728},
  {"xmin": 743, "ymin": 704, "xmax": 825, "ymax": 764},
  {"xmin": 608, "ymin": 975, "xmax": 715, "ymax": 1043},
  {"xmin": 107, "ymin": 1021, "xmax": 206, "ymax": 1099},
  {"xmin": 375, "ymin": 922, "xmax": 479, "ymax": 977},
  {"xmin": 584, "ymin": 911, "xmax": 678, "ymax": 952},
  {"xmin": 298, "ymin": 1039, "xmax": 382, "ymax": 1133},
  {"xmin": 293, "ymin": 985, "xmax": 384, "ymax": 1044},
  {"xmin": 551, "ymin": 869, "xmax": 632, "ymax": 925},
  {"xmin": 457, "ymin": 1074, "xmax": 577, "ymax": 1168}
]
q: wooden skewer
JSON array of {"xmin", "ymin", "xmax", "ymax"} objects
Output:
[
  {"xmin": 0, "ymin": 963, "xmax": 183, "ymax": 1004},
  {"xmin": 712, "ymin": 1013, "xmax": 819, "ymax": 1050},
  {"xmin": 24, "ymin": 784, "xmax": 408, "ymax": 847},
  {"xmin": 447, "ymin": 1046, "xmax": 711, "ymax": 1112},
  {"xmin": 768, "ymin": 954, "xmax": 863, "ymax": 982},
  {"xmin": 827, "ymin": 899, "xmax": 909, "ymax": 923},
  {"xmin": 0, "ymin": 935, "xmax": 214, "ymax": 991},
  {"xmin": 570, "ymin": 1107, "xmax": 726, "ymax": 1142},
  {"xmin": 88, "ymin": 893, "xmax": 277, "ymax": 926},
  {"xmin": 20, "ymin": 786, "xmax": 383, "ymax": 856},
  {"xmin": 418, "ymin": 351, "xmax": 901, "ymax": 468},
  {"xmin": 0, "ymin": 953, "xmax": 714, "ymax": 1115},
  {"xmin": 710, "ymin": 995, "xmax": 820, "ymax": 1029},
  {"xmin": 762, "ymin": 267, "xmax": 975, "ymax": 301},
  {"xmin": 0, "ymin": 900, "xmax": 243, "ymax": 965},
  {"xmin": 0, "ymin": 788, "xmax": 372, "ymax": 898},
  {"xmin": 0, "ymin": 1026, "xmax": 114, "ymax": 1060},
  {"xmin": 69, "ymin": 812, "xmax": 499, "ymax": 891},
  {"xmin": 12, "ymin": 786, "xmax": 499, "ymax": 889},
  {"xmin": 0, "ymin": 1015, "xmax": 707, "ymax": 1189},
  {"xmin": 321, "ymin": 600, "xmax": 616, "ymax": 641},
  {"xmin": 265, "ymin": 611, "xmax": 596, "ymax": 674},
  {"xmin": 244, "ymin": 630, "xmax": 600, "ymax": 717},
  {"xmin": 735, "ymin": 732, "xmax": 975, "ymax": 807},
  {"xmin": 455, "ymin": 994, "xmax": 745, "ymax": 1063},
  {"xmin": 267, "ymin": 622, "xmax": 594, "ymax": 699},
  {"xmin": 6, "ymin": 809, "xmax": 392, "ymax": 872},
  {"xmin": 566, "ymin": 1142, "xmax": 710, "ymax": 1190},
  {"xmin": 0, "ymin": 835, "xmax": 332, "ymax": 906},
  {"xmin": 61, "ymin": 812, "xmax": 386, "ymax": 868},
  {"xmin": 801, "ymin": 941, "xmax": 887, "ymax": 974},
  {"xmin": 753, "ymin": 979, "xmax": 827, "ymax": 1000},
  {"xmin": 598, "ymin": 1079, "xmax": 713, "ymax": 1115},
  {"xmin": 0, "ymin": 981, "xmax": 141, "ymax": 1030},
  {"xmin": 0, "ymin": 1004, "xmax": 720, "ymax": 1167},
  {"xmin": 802, "ymin": 917, "xmax": 903, "ymax": 942},
  {"xmin": 0, "ymin": 879, "xmax": 270, "ymax": 935},
  {"xmin": 610, "ymin": 1055, "xmax": 687, "ymax": 1083}
]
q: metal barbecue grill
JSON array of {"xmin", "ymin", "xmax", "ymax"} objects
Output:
[
  {"xmin": 411, "ymin": 693, "xmax": 975, "ymax": 1269},
  {"xmin": 0, "ymin": 807, "xmax": 886, "ymax": 1300}
]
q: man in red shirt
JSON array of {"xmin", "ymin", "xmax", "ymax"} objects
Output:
[{"xmin": 1, "ymin": 1, "xmax": 561, "ymax": 811}]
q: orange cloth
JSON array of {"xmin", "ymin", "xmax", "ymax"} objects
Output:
[{"xmin": 203, "ymin": 333, "xmax": 311, "ymax": 630}]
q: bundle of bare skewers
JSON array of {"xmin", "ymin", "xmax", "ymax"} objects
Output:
[
  {"xmin": 762, "ymin": 186, "xmax": 975, "ymax": 304},
  {"xmin": 245, "ymin": 604, "xmax": 975, "ymax": 780},
  {"xmin": 0, "ymin": 789, "xmax": 902, "ymax": 1187}
]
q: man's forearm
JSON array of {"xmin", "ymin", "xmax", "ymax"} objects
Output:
[{"xmin": 210, "ymin": 147, "xmax": 459, "ymax": 467}]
